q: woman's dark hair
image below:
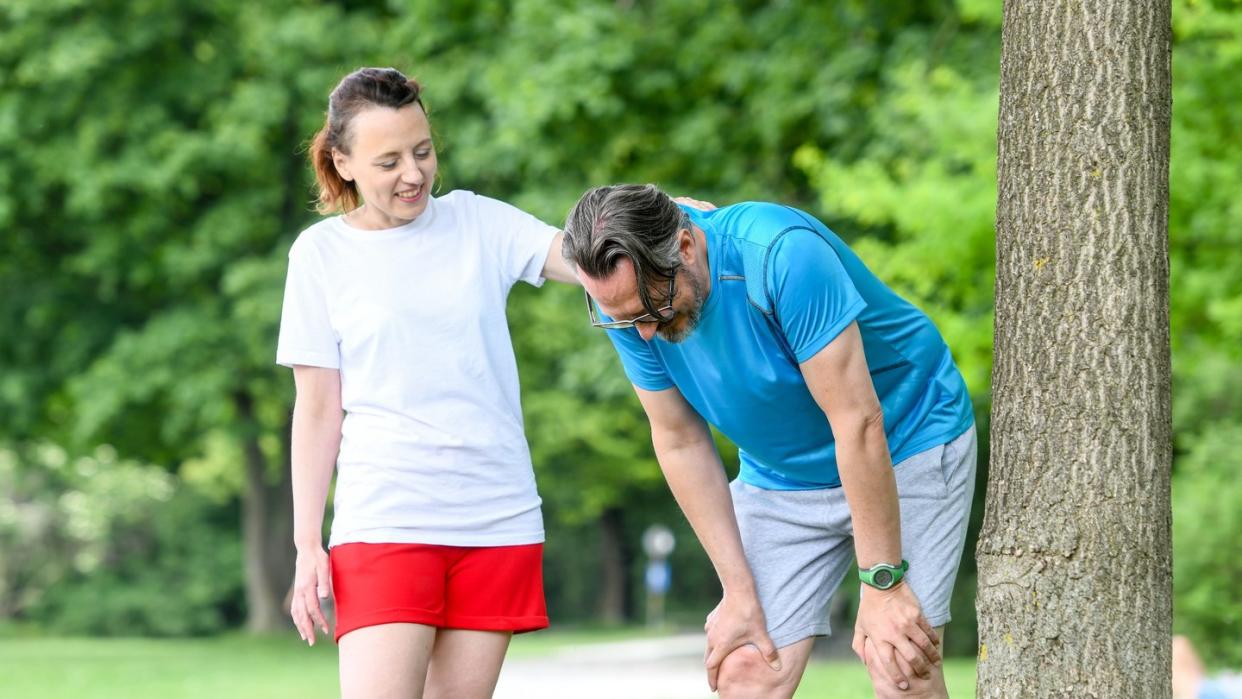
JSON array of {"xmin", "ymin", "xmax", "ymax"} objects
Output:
[{"xmin": 309, "ymin": 67, "xmax": 425, "ymax": 214}]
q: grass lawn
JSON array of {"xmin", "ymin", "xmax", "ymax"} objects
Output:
[
  {"xmin": 0, "ymin": 629, "xmax": 976, "ymax": 698},
  {"xmin": 798, "ymin": 657, "xmax": 977, "ymax": 698},
  {"xmin": 0, "ymin": 634, "xmax": 341, "ymax": 699},
  {"xmin": 506, "ymin": 624, "xmax": 679, "ymax": 657}
]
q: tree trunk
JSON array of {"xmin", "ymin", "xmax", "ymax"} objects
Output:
[
  {"xmin": 977, "ymin": 1, "xmax": 1172, "ymax": 696},
  {"xmin": 238, "ymin": 393, "xmax": 296, "ymax": 633},
  {"xmin": 597, "ymin": 506, "xmax": 630, "ymax": 624},
  {"xmin": 236, "ymin": 111, "xmax": 310, "ymax": 634}
]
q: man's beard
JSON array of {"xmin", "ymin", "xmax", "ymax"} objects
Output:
[{"xmin": 657, "ymin": 272, "xmax": 706, "ymax": 343}]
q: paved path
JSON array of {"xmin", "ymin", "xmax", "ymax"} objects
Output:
[{"xmin": 494, "ymin": 633, "xmax": 714, "ymax": 699}]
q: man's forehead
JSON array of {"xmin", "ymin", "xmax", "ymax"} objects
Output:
[
  {"xmin": 586, "ymin": 260, "xmax": 655, "ymax": 316},
  {"xmin": 585, "ymin": 260, "xmax": 636, "ymax": 299}
]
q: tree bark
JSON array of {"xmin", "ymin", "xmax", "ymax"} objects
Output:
[
  {"xmin": 236, "ymin": 109, "xmax": 310, "ymax": 634},
  {"xmin": 238, "ymin": 393, "xmax": 296, "ymax": 633},
  {"xmin": 597, "ymin": 506, "xmax": 631, "ymax": 624},
  {"xmin": 977, "ymin": 1, "xmax": 1172, "ymax": 696}
]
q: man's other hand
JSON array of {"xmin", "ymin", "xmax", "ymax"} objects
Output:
[{"xmin": 851, "ymin": 582, "xmax": 941, "ymax": 691}]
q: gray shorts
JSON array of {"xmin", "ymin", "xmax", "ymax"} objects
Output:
[{"xmin": 729, "ymin": 426, "xmax": 977, "ymax": 648}]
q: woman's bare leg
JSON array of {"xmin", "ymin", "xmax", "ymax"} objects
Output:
[
  {"xmin": 424, "ymin": 629, "xmax": 513, "ymax": 699},
  {"xmin": 339, "ymin": 623, "xmax": 438, "ymax": 699}
]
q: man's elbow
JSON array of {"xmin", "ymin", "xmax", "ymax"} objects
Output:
[
  {"xmin": 651, "ymin": 424, "xmax": 710, "ymax": 455},
  {"xmin": 832, "ymin": 406, "xmax": 887, "ymax": 448}
]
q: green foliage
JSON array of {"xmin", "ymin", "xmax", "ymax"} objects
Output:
[
  {"xmin": 0, "ymin": 0, "xmax": 1238, "ymax": 658},
  {"xmin": 794, "ymin": 52, "xmax": 998, "ymax": 398},
  {"xmin": 28, "ymin": 492, "xmax": 242, "ymax": 637},
  {"xmin": 0, "ymin": 445, "xmax": 241, "ymax": 635},
  {"xmin": 0, "ymin": 0, "xmax": 309, "ymax": 462},
  {"xmin": 1172, "ymin": 424, "xmax": 1242, "ymax": 668},
  {"xmin": 789, "ymin": 0, "xmax": 1241, "ymax": 664},
  {"xmin": 1169, "ymin": 1, "xmax": 1242, "ymax": 667}
]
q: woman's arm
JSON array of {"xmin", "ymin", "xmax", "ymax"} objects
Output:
[
  {"xmin": 289, "ymin": 365, "xmax": 343, "ymax": 646},
  {"xmin": 542, "ymin": 231, "xmax": 580, "ymax": 285}
]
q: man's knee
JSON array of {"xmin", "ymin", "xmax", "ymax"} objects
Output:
[
  {"xmin": 865, "ymin": 668, "xmax": 946, "ymax": 699},
  {"xmin": 717, "ymin": 646, "xmax": 797, "ymax": 699},
  {"xmin": 862, "ymin": 640, "xmax": 948, "ymax": 699}
]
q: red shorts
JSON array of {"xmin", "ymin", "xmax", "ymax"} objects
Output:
[{"xmin": 329, "ymin": 542, "xmax": 548, "ymax": 642}]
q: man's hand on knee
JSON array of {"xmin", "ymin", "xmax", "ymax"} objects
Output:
[
  {"xmin": 703, "ymin": 594, "xmax": 782, "ymax": 691},
  {"xmin": 716, "ymin": 643, "xmax": 804, "ymax": 699},
  {"xmin": 852, "ymin": 583, "xmax": 941, "ymax": 690},
  {"xmin": 859, "ymin": 629, "xmax": 948, "ymax": 698}
]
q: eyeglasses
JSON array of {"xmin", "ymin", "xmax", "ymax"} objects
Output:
[{"xmin": 585, "ymin": 276, "xmax": 677, "ymax": 330}]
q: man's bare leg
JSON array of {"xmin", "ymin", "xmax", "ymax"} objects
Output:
[
  {"xmin": 716, "ymin": 638, "xmax": 817, "ymax": 699},
  {"xmin": 863, "ymin": 625, "xmax": 948, "ymax": 699}
]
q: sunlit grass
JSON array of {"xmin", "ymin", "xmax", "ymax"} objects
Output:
[
  {"xmin": 505, "ymin": 623, "xmax": 678, "ymax": 657},
  {"xmin": 0, "ymin": 629, "xmax": 977, "ymax": 698},
  {"xmin": 798, "ymin": 657, "xmax": 976, "ymax": 698},
  {"xmin": 0, "ymin": 633, "xmax": 340, "ymax": 699}
]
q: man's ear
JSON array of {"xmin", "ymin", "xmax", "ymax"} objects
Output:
[
  {"xmin": 679, "ymin": 227, "xmax": 696, "ymax": 264},
  {"xmin": 332, "ymin": 149, "xmax": 353, "ymax": 182}
]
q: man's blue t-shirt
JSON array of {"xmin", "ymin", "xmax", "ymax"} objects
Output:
[{"xmin": 603, "ymin": 202, "xmax": 974, "ymax": 490}]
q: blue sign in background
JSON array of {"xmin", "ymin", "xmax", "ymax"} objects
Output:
[{"xmin": 645, "ymin": 560, "xmax": 671, "ymax": 594}]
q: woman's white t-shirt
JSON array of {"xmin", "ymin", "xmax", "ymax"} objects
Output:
[{"xmin": 276, "ymin": 190, "xmax": 558, "ymax": 548}]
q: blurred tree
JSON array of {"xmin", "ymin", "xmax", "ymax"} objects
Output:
[
  {"xmin": 0, "ymin": 0, "xmax": 371, "ymax": 631},
  {"xmin": 0, "ymin": 444, "xmax": 241, "ymax": 635},
  {"xmin": 977, "ymin": 1, "xmax": 1172, "ymax": 696},
  {"xmin": 0, "ymin": 0, "xmax": 1050, "ymax": 635},
  {"xmin": 0, "ymin": 0, "xmax": 1236, "ymax": 657},
  {"xmin": 447, "ymin": 0, "xmax": 968, "ymax": 624},
  {"xmin": 793, "ymin": 1, "xmax": 1001, "ymax": 655},
  {"xmin": 1167, "ymin": 2, "xmax": 1242, "ymax": 668},
  {"xmin": 799, "ymin": 0, "xmax": 1241, "ymax": 666}
]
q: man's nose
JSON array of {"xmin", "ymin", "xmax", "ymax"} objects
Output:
[{"xmin": 636, "ymin": 322, "xmax": 658, "ymax": 342}]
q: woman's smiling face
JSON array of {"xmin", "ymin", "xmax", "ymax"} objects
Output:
[{"xmin": 332, "ymin": 103, "xmax": 437, "ymax": 229}]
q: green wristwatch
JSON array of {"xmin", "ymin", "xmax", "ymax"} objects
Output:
[{"xmin": 859, "ymin": 560, "xmax": 909, "ymax": 590}]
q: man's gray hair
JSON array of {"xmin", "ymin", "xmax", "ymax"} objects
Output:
[{"xmin": 561, "ymin": 184, "xmax": 688, "ymax": 316}]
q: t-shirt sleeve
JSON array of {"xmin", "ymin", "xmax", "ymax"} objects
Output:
[
  {"xmin": 276, "ymin": 239, "xmax": 340, "ymax": 369},
  {"xmin": 471, "ymin": 194, "xmax": 560, "ymax": 288},
  {"xmin": 769, "ymin": 229, "xmax": 867, "ymax": 363},
  {"xmin": 601, "ymin": 322, "xmax": 674, "ymax": 392}
]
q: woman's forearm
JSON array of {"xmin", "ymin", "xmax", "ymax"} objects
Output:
[{"xmin": 291, "ymin": 396, "xmax": 342, "ymax": 551}]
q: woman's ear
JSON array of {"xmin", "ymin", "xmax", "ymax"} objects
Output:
[{"xmin": 332, "ymin": 149, "xmax": 353, "ymax": 182}]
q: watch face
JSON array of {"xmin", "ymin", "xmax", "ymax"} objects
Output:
[{"xmin": 874, "ymin": 569, "xmax": 893, "ymax": 587}]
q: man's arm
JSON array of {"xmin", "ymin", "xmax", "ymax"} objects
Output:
[
  {"xmin": 799, "ymin": 321, "xmax": 941, "ymax": 689},
  {"xmin": 633, "ymin": 385, "xmax": 781, "ymax": 691}
]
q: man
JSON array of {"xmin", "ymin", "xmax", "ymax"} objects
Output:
[{"xmin": 561, "ymin": 184, "xmax": 976, "ymax": 698}]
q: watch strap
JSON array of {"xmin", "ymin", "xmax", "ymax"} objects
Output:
[{"xmin": 859, "ymin": 559, "xmax": 909, "ymax": 589}]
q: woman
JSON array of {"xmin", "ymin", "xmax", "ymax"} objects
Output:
[{"xmin": 276, "ymin": 67, "xmax": 578, "ymax": 698}]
